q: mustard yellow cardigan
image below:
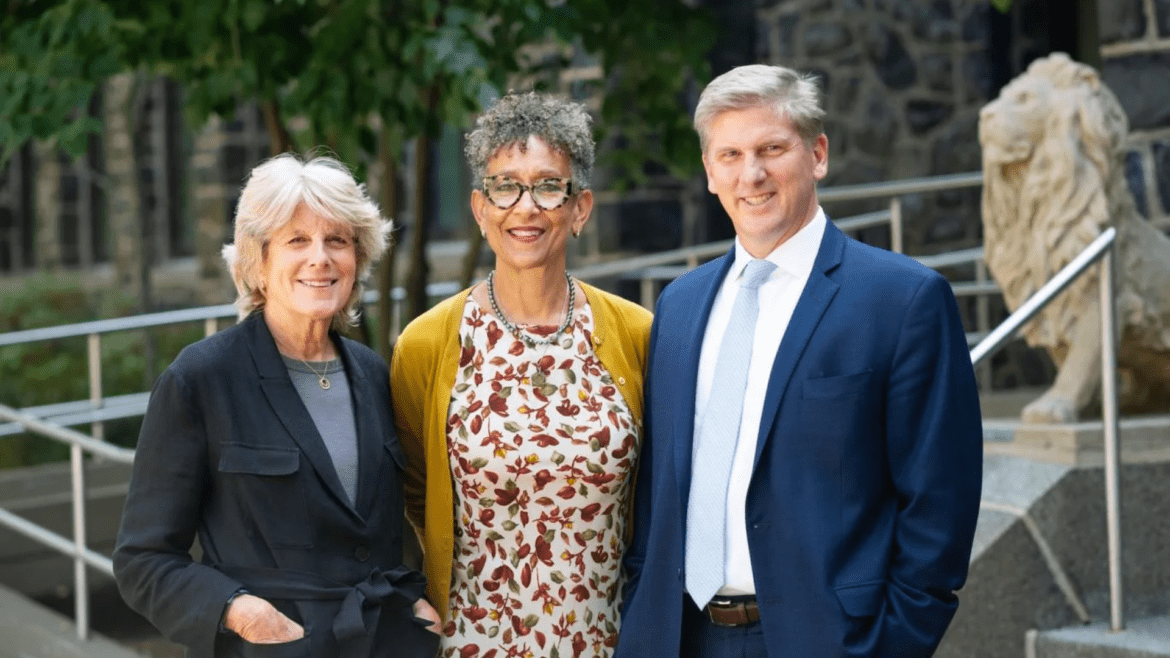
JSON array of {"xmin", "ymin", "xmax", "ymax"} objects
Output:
[{"xmin": 389, "ymin": 282, "xmax": 652, "ymax": 620}]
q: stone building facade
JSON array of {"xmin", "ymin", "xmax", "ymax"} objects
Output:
[
  {"xmin": 1100, "ymin": 0, "xmax": 1170, "ymax": 229},
  {"xmin": 2, "ymin": 0, "xmax": 1168, "ymax": 317},
  {"xmin": 611, "ymin": 0, "xmax": 1170, "ymax": 256}
]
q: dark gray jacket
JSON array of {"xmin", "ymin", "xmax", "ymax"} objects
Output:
[{"xmin": 114, "ymin": 312, "xmax": 437, "ymax": 657}]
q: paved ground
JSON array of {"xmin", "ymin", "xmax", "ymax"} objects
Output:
[{"xmin": 33, "ymin": 584, "xmax": 183, "ymax": 658}]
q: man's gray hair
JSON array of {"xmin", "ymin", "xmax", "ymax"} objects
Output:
[
  {"xmin": 694, "ymin": 64, "xmax": 825, "ymax": 152},
  {"xmin": 465, "ymin": 91, "xmax": 595, "ymax": 191},
  {"xmin": 221, "ymin": 153, "xmax": 391, "ymax": 331}
]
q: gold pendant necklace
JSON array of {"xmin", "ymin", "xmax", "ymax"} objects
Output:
[{"xmin": 300, "ymin": 358, "xmax": 333, "ymax": 390}]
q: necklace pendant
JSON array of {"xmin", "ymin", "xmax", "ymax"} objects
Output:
[{"xmin": 319, "ymin": 377, "xmax": 331, "ymax": 390}]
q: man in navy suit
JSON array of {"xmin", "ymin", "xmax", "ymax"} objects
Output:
[{"xmin": 616, "ymin": 64, "xmax": 983, "ymax": 657}]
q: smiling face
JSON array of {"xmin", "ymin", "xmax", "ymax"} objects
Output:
[
  {"xmin": 702, "ymin": 104, "xmax": 828, "ymax": 258},
  {"xmin": 472, "ymin": 135, "xmax": 592, "ymax": 275},
  {"xmin": 261, "ymin": 204, "xmax": 357, "ymax": 332}
]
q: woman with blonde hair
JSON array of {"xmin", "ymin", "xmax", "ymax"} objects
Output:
[{"xmin": 115, "ymin": 153, "xmax": 440, "ymax": 657}]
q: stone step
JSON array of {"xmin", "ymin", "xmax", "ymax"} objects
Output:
[
  {"xmin": 1032, "ymin": 616, "xmax": 1170, "ymax": 658},
  {"xmin": 0, "ymin": 580, "xmax": 145, "ymax": 658}
]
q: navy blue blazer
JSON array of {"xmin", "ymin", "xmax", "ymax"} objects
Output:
[
  {"xmin": 617, "ymin": 221, "xmax": 983, "ymax": 657},
  {"xmin": 113, "ymin": 313, "xmax": 437, "ymax": 657}
]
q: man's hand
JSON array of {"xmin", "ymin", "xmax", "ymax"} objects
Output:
[
  {"xmin": 224, "ymin": 593, "xmax": 305, "ymax": 644},
  {"xmin": 412, "ymin": 599, "xmax": 442, "ymax": 635}
]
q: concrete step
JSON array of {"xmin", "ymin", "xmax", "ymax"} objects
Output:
[
  {"xmin": 1033, "ymin": 616, "xmax": 1170, "ymax": 657},
  {"xmin": 0, "ymin": 460, "xmax": 131, "ymax": 599},
  {"xmin": 0, "ymin": 581, "xmax": 146, "ymax": 658}
]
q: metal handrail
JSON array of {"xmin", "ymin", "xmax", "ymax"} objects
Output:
[
  {"xmin": 968, "ymin": 227, "xmax": 1123, "ymax": 631},
  {"xmin": 0, "ymin": 281, "xmax": 463, "ymax": 348},
  {"xmin": 969, "ymin": 229, "xmax": 1115, "ymax": 365},
  {"xmin": 0, "ymin": 401, "xmax": 135, "ymax": 641},
  {"xmin": 818, "ymin": 170, "xmax": 984, "ymax": 202}
]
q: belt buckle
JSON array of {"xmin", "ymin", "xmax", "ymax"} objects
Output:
[{"xmin": 705, "ymin": 598, "xmax": 748, "ymax": 628}]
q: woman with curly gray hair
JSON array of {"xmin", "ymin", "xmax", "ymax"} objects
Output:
[
  {"xmin": 114, "ymin": 153, "xmax": 441, "ymax": 657},
  {"xmin": 391, "ymin": 92, "xmax": 652, "ymax": 657}
]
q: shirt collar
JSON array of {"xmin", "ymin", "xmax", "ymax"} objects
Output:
[{"xmin": 730, "ymin": 206, "xmax": 827, "ymax": 282}]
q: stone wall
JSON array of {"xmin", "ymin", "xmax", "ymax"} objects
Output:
[
  {"xmin": 1100, "ymin": 0, "xmax": 1170, "ymax": 230},
  {"xmin": 750, "ymin": 0, "xmax": 992, "ymax": 256},
  {"xmin": 617, "ymin": 0, "xmax": 1170, "ymax": 256}
]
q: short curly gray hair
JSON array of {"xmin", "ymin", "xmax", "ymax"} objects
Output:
[
  {"xmin": 221, "ymin": 153, "xmax": 391, "ymax": 331},
  {"xmin": 694, "ymin": 64, "xmax": 825, "ymax": 152},
  {"xmin": 464, "ymin": 91, "xmax": 595, "ymax": 191}
]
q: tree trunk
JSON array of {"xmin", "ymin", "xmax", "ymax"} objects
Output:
[
  {"xmin": 260, "ymin": 98, "xmax": 297, "ymax": 155},
  {"xmin": 376, "ymin": 132, "xmax": 401, "ymax": 361},
  {"xmin": 406, "ymin": 132, "xmax": 433, "ymax": 322},
  {"xmin": 459, "ymin": 226, "xmax": 485, "ymax": 289}
]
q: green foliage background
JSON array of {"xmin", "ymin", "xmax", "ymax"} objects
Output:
[
  {"xmin": 0, "ymin": 278, "xmax": 204, "ymax": 468},
  {"xmin": 0, "ymin": 0, "xmax": 717, "ymax": 467}
]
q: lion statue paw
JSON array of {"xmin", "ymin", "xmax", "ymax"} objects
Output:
[{"xmin": 1021, "ymin": 393, "xmax": 1079, "ymax": 425}]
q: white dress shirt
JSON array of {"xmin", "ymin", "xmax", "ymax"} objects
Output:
[{"xmin": 692, "ymin": 207, "xmax": 827, "ymax": 596}]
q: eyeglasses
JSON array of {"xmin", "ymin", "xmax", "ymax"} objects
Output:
[{"xmin": 482, "ymin": 175, "xmax": 574, "ymax": 210}]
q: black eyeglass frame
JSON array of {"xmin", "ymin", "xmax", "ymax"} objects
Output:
[{"xmin": 481, "ymin": 175, "xmax": 575, "ymax": 210}]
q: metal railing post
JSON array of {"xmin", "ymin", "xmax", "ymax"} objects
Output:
[
  {"xmin": 640, "ymin": 276, "xmax": 655, "ymax": 311},
  {"xmin": 87, "ymin": 334, "xmax": 103, "ymax": 443},
  {"xmin": 1100, "ymin": 247, "xmax": 1124, "ymax": 631},
  {"xmin": 71, "ymin": 441, "xmax": 90, "ymax": 640},
  {"xmin": 889, "ymin": 197, "xmax": 903, "ymax": 254},
  {"xmin": 975, "ymin": 260, "xmax": 992, "ymax": 388},
  {"xmin": 205, "ymin": 317, "xmax": 218, "ymax": 338}
]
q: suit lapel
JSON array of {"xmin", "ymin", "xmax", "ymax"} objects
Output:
[
  {"xmin": 672, "ymin": 251, "xmax": 736, "ymax": 500},
  {"xmin": 246, "ymin": 315, "xmax": 358, "ymax": 517},
  {"xmin": 752, "ymin": 222, "xmax": 845, "ymax": 469},
  {"xmin": 342, "ymin": 341, "xmax": 383, "ymax": 521}
]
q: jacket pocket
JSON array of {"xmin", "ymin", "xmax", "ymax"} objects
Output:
[
  {"xmin": 235, "ymin": 632, "xmax": 312, "ymax": 658},
  {"xmin": 834, "ymin": 580, "xmax": 885, "ymax": 617},
  {"xmin": 218, "ymin": 444, "xmax": 312, "ymax": 549},
  {"xmin": 802, "ymin": 370, "xmax": 875, "ymax": 400},
  {"xmin": 220, "ymin": 444, "xmax": 300, "ymax": 476}
]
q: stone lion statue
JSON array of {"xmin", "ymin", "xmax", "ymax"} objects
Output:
[{"xmin": 979, "ymin": 52, "xmax": 1170, "ymax": 423}]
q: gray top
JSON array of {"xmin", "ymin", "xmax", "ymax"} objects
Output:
[{"xmin": 282, "ymin": 355, "xmax": 358, "ymax": 504}]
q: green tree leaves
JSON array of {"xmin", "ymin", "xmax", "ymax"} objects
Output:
[{"xmin": 0, "ymin": 0, "xmax": 129, "ymax": 160}]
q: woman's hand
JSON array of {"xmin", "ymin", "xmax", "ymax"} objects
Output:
[
  {"xmin": 412, "ymin": 599, "xmax": 442, "ymax": 635},
  {"xmin": 224, "ymin": 593, "xmax": 305, "ymax": 644}
]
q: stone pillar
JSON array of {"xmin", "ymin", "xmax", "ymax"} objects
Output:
[
  {"xmin": 102, "ymin": 72, "xmax": 144, "ymax": 298},
  {"xmin": 32, "ymin": 141, "xmax": 61, "ymax": 272},
  {"xmin": 190, "ymin": 116, "xmax": 233, "ymax": 304}
]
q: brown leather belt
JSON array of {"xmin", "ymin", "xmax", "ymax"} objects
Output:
[{"xmin": 704, "ymin": 596, "xmax": 760, "ymax": 627}]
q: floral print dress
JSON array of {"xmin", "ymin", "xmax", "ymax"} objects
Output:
[{"xmin": 440, "ymin": 295, "xmax": 640, "ymax": 658}]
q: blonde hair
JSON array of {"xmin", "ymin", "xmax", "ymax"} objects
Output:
[
  {"xmin": 694, "ymin": 64, "xmax": 825, "ymax": 152},
  {"xmin": 221, "ymin": 153, "xmax": 391, "ymax": 331}
]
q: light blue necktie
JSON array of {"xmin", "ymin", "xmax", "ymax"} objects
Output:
[{"xmin": 686, "ymin": 258, "xmax": 777, "ymax": 609}]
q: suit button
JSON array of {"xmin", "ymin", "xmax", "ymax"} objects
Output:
[
  {"xmin": 618, "ymin": 376, "xmax": 626, "ymax": 386},
  {"xmin": 355, "ymin": 545, "xmax": 371, "ymax": 561}
]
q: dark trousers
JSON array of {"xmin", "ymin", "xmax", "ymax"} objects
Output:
[{"xmin": 680, "ymin": 596, "xmax": 768, "ymax": 658}]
